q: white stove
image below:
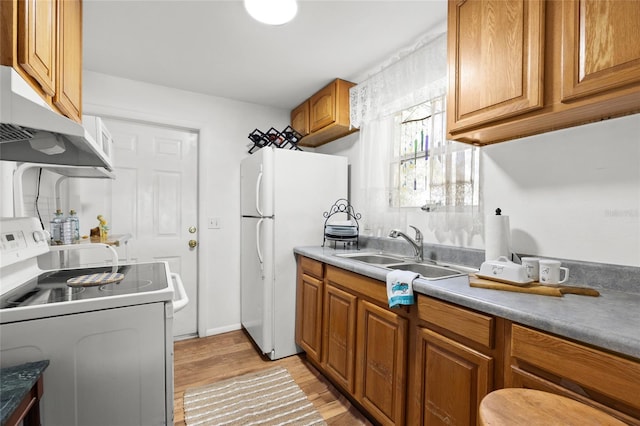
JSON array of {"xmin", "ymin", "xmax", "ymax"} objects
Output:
[{"xmin": 0, "ymin": 217, "xmax": 188, "ymax": 425}]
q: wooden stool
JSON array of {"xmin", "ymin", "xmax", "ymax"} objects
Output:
[{"xmin": 479, "ymin": 388, "xmax": 627, "ymax": 426}]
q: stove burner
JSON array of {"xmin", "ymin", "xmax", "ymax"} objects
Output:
[{"xmin": 99, "ymin": 280, "xmax": 154, "ymax": 293}]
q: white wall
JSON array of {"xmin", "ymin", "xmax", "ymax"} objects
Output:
[
  {"xmin": 482, "ymin": 115, "xmax": 640, "ymax": 267},
  {"xmin": 82, "ymin": 71, "xmax": 289, "ymax": 336},
  {"xmin": 319, "ymin": 114, "xmax": 640, "ymax": 267}
]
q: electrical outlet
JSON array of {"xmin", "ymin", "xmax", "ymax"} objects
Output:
[{"xmin": 208, "ymin": 217, "xmax": 220, "ymax": 229}]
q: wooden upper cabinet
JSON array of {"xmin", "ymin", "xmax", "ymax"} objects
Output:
[
  {"xmin": 447, "ymin": 0, "xmax": 545, "ymax": 133},
  {"xmin": 17, "ymin": 0, "xmax": 56, "ymax": 96},
  {"xmin": 54, "ymin": 0, "xmax": 82, "ymax": 122},
  {"xmin": 292, "ymin": 79, "xmax": 358, "ymax": 148},
  {"xmin": 447, "ymin": 0, "xmax": 640, "ymax": 145},
  {"xmin": 290, "ymin": 100, "xmax": 310, "ymax": 136},
  {"xmin": 309, "ymin": 82, "xmax": 337, "ymax": 132},
  {"xmin": 561, "ymin": 0, "xmax": 640, "ymax": 102},
  {"xmin": 2, "ymin": 0, "xmax": 83, "ymax": 122}
]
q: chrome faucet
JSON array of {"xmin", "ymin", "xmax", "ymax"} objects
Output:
[{"xmin": 389, "ymin": 225, "xmax": 424, "ymax": 262}]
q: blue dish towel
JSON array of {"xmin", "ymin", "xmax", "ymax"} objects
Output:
[{"xmin": 387, "ymin": 270, "xmax": 420, "ymax": 308}]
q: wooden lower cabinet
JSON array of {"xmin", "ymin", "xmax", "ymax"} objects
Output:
[
  {"xmin": 322, "ymin": 282, "xmax": 357, "ymax": 394},
  {"xmin": 296, "ymin": 272, "xmax": 323, "ymax": 363},
  {"xmin": 295, "ymin": 257, "xmax": 325, "ymax": 364},
  {"xmin": 413, "ymin": 327, "xmax": 492, "ymax": 425},
  {"xmin": 507, "ymin": 324, "xmax": 640, "ymax": 425},
  {"xmin": 294, "ymin": 257, "xmax": 640, "ymax": 425},
  {"xmin": 411, "ymin": 294, "xmax": 496, "ymax": 426},
  {"xmin": 319, "ymin": 264, "xmax": 410, "ymax": 425},
  {"xmin": 356, "ymin": 300, "xmax": 407, "ymax": 425}
]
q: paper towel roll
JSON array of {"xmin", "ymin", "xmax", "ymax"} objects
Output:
[{"xmin": 485, "ymin": 211, "xmax": 511, "ymax": 261}]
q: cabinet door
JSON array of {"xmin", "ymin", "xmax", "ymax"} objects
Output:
[
  {"xmin": 561, "ymin": 0, "xmax": 640, "ymax": 102},
  {"xmin": 309, "ymin": 82, "xmax": 336, "ymax": 133},
  {"xmin": 291, "ymin": 101, "xmax": 310, "ymax": 136},
  {"xmin": 296, "ymin": 273, "xmax": 323, "ymax": 363},
  {"xmin": 447, "ymin": 0, "xmax": 545, "ymax": 133},
  {"xmin": 322, "ymin": 282, "xmax": 357, "ymax": 393},
  {"xmin": 54, "ymin": 0, "xmax": 82, "ymax": 122},
  {"xmin": 356, "ymin": 300, "xmax": 407, "ymax": 426},
  {"xmin": 17, "ymin": 0, "xmax": 56, "ymax": 96},
  {"xmin": 414, "ymin": 327, "xmax": 492, "ymax": 426}
]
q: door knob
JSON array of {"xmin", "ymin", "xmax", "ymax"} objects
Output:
[
  {"xmin": 188, "ymin": 239, "xmax": 198, "ymax": 248},
  {"xmin": 188, "ymin": 226, "xmax": 197, "ymax": 233}
]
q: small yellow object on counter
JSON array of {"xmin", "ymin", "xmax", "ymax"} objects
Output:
[{"xmin": 97, "ymin": 215, "xmax": 109, "ymax": 242}]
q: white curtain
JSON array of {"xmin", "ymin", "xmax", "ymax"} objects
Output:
[
  {"xmin": 350, "ymin": 33, "xmax": 448, "ymax": 129},
  {"xmin": 350, "ymin": 32, "xmax": 482, "ymax": 245}
]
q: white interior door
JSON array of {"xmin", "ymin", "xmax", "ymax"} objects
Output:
[{"xmin": 71, "ymin": 119, "xmax": 199, "ymax": 338}]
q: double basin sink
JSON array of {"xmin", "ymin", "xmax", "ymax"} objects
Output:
[{"xmin": 335, "ymin": 252, "xmax": 473, "ymax": 280}]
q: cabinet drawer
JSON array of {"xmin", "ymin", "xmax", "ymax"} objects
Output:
[
  {"xmin": 417, "ymin": 295, "xmax": 494, "ymax": 349},
  {"xmin": 300, "ymin": 256, "xmax": 323, "ymax": 279},
  {"xmin": 511, "ymin": 324, "xmax": 640, "ymax": 412},
  {"xmin": 326, "ymin": 266, "xmax": 387, "ymax": 306}
]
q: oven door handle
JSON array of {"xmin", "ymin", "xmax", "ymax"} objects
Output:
[{"xmin": 171, "ymin": 273, "xmax": 189, "ymax": 313}]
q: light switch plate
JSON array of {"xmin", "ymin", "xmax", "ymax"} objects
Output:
[{"xmin": 208, "ymin": 217, "xmax": 220, "ymax": 229}]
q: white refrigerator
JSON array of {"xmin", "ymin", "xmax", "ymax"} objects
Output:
[{"xmin": 241, "ymin": 146, "xmax": 348, "ymax": 359}]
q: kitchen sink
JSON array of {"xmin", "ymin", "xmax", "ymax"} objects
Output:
[
  {"xmin": 387, "ymin": 263, "xmax": 467, "ymax": 279},
  {"xmin": 335, "ymin": 252, "xmax": 407, "ymax": 265},
  {"xmin": 335, "ymin": 251, "xmax": 472, "ymax": 281}
]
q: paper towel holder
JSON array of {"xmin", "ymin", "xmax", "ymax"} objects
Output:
[{"xmin": 489, "ymin": 207, "xmax": 521, "ymax": 263}]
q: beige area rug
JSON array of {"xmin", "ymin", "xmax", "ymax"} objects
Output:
[{"xmin": 183, "ymin": 366, "xmax": 327, "ymax": 426}]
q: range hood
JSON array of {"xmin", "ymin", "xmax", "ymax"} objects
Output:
[{"xmin": 0, "ymin": 66, "xmax": 113, "ymax": 170}]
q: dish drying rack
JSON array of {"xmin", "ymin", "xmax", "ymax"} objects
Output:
[
  {"xmin": 247, "ymin": 126, "xmax": 304, "ymax": 154},
  {"xmin": 322, "ymin": 199, "xmax": 361, "ymax": 249}
]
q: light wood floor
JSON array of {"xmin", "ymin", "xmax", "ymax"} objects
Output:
[{"xmin": 173, "ymin": 330, "xmax": 373, "ymax": 425}]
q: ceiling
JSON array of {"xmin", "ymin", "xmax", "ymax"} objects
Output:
[{"xmin": 82, "ymin": 0, "xmax": 447, "ymax": 110}]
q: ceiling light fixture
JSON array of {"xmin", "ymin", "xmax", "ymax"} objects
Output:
[{"xmin": 244, "ymin": 0, "xmax": 298, "ymax": 26}]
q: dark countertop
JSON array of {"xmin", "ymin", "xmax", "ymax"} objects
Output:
[
  {"xmin": 0, "ymin": 360, "xmax": 49, "ymax": 426},
  {"xmin": 294, "ymin": 246, "xmax": 640, "ymax": 360}
]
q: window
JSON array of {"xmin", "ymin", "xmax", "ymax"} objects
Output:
[{"xmin": 389, "ymin": 95, "xmax": 479, "ymax": 210}]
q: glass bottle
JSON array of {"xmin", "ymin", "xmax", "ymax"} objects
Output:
[
  {"xmin": 50, "ymin": 209, "xmax": 64, "ymax": 245},
  {"xmin": 68, "ymin": 209, "xmax": 80, "ymax": 243},
  {"xmin": 61, "ymin": 213, "xmax": 73, "ymax": 245}
]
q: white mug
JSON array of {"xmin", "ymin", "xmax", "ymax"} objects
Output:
[
  {"xmin": 539, "ymin": 259, "xmax": 569, "ymax": 285},
  {"xmin": 521, "ymin": 257, "xmax": 540, "ymax": 281}
]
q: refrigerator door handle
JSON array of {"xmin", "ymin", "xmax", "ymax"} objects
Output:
[
  {"xmin": 256, "ymin": 218, "xmax": 264, "ymax": 268},
  {"xmin": 255, "ymin": 170, "xmax": 264, "ymax": 217}
]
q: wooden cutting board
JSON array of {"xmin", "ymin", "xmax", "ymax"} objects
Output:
[{"xmin": 470, "ymin": 275, "xmax": 600, "ymax": 297}]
